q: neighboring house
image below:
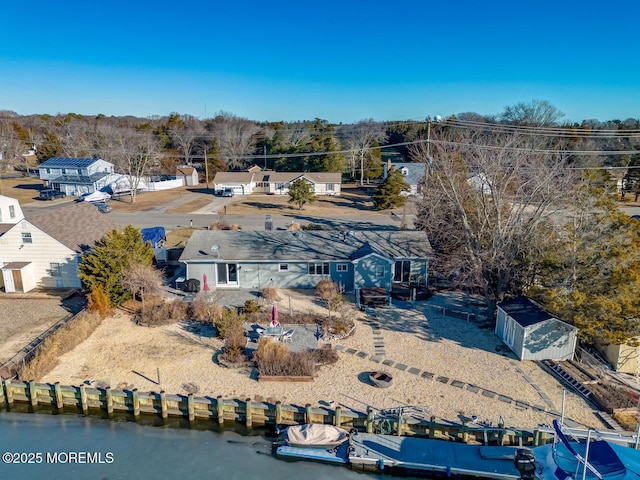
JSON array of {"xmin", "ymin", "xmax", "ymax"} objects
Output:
[
  {"xmin": 0, "ymin": 201, "xmax": 117, "ymax": 292},
  {"xmin": 595, "ymin": 340, "xmax": 639, "ymax": 374},
  {"xmin": 38, "ymin": 157, "xmax": 115, "ymax": 196},
  {"xmin": 383, "ymin": 162, "xmax": 426, "ymax": 196},
  {"xmin": 179, "ymin": 230, "xmax": 432, "ymax": 294},
  {"xmin": 496, "ymin": 296, "xmax": 578, "ymax": 361},
  {"xmin": 213, "ymin": 170, "xmax": 342, "ymax": 196},
  {"xmin": 176, "ymin": 166, "xmax": 199, "ymax": 186},
  {"xmin": 0, "ymin": 195, "xmax": 24, "ymax": 224}
]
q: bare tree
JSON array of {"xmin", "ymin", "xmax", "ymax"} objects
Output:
[
  {"xmin": 97, "ymin": 123, "xmax": 161, "ymax": 203},
  {"xmin": 411, "ymin": 130, "xmax": 577, "ymax": 308},
  {"xmin": 500, "ymin": 99, "xmax": 565, "ymax": 126},
  {"xmin": 122, "ymin": 263, "xmax": 163, "ymax": 308},
  {"xmin": 168, "ymin": 114, "xmax": 204, "ymax": 166},
  {"xmin": 341, "ymin": 119, "xmax": 387, "ymax": 185},
  {"xmin": 211, "ymin": 112, "xmax": 259, "ymax": 169}
]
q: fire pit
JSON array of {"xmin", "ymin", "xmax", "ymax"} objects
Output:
[{"xmin": 369, "ymin": 371, "xmax": 393, "ymax": 388}]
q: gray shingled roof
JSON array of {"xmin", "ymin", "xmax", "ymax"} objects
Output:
[
  {"xmin": 27, "ymin": 202, "xmax": 119, "ymax": 252},
  {"xmin": 0, "ymin": 224, "xmax": 13, "ymax": 236},
  {"xmin": 179, "ymin": 230, "xmax": 433, "ymax": 263},
  {"xmin": 389, "ymin": 163, "xmax": 426, "ymax": 186}
]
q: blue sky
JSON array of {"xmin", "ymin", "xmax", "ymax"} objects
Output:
[{"xmin": 1, "ymin": 0, "xmax": 639, "ymax": 123}]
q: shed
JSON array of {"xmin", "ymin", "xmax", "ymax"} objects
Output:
[
  {"xmin": 1, "ymin": 261, "xmax": 36, "ymax": 293},
  {"xmin": 176, "ymin": 166, "xmax": 199, "ymax": 186},
  {"xmin": 495, "ymin": 296, "xmax": 578, "ymax": 361}
]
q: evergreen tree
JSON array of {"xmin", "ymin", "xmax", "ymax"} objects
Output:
[
  {"xmin": 78, "ymin": 226, "xmax": 155, "ymax": 307},
  {"xmin": 373, "ymin": 167, "xmax": 410, "ymax": 210},
  {"xmin": 287, "ymin": 178, "xmax": 317, "ymax": 210}
]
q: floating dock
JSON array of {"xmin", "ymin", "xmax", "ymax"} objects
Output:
[{"xmin": 348, "ymin": 432, "xmax": 522, "ymax": 479}]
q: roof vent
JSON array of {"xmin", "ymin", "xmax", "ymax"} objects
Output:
[{"xmin": 211, "ymin": 244, "xmax": 220, "ymax": 258}]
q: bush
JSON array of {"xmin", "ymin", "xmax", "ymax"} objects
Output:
[
  {"xmin": 241, "ymin": 299, "xmax": 262, "ymax": 314},
  {"xmin": 255, "ymin": 337, "xmax": 314, "ymax": 376},
  {"xmin": 87, "ymin": 285, "xmax": 111, "ymax": 319},
  {"xmin": 310, "ymin": 347, "xmax": 339, "ymax": 365},
  {"xmin": 316, "ymin": 279, "xmax": 338, "ymax": 301},
  {"xmin": 214, "ymin": 308, "xmax": 246, "ymax": 340},
  {"xmin": 262, "ymin": 287, "xmax": 280, "ymax": 302},
  {"xmin": 189, "ymin": 294, "xmax": 224, "ymax": 323},
  {"xmin": 138, "ymin": 299, "xmax": 187, "ymax": 326}
]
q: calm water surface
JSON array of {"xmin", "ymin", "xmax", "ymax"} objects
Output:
[{"xmin": 0, "ymin": 411, "xmax": 398, "ymax": 480}]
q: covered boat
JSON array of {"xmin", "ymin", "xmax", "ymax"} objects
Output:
[{"xmin": 283, "ymin": 424, "xmax": 350, "ymax": 449}]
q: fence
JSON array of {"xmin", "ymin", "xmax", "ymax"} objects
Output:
[{"xmin": 0, "ymin": 378, "xmax": 557, "ymax": 447}]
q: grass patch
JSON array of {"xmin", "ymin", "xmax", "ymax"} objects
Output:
[
  {"xmin": 165, "ymin": 196, "xmax": 213, "ymax": 214},
  {"xmin": 17, "ymin": 311, "xmax": 103, "ymax": 381}
]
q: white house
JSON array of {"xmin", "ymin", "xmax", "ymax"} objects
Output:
[
  {"xmin": 213, "ymin": 170, "xmax": 342, "ymax": 196},
  {"xmin": 496, "ymin": 296, "xmax": 578, "ymax": 361},
  {"xmin": 0, "ymin": 201, "xmax": 117, "ymax": 292},
  {"xmin": 38, "ymin": 157, "xmax": 115, "ymax": 196},
  {"xmin": 0, "ymin": 195, "xmax": 24, "ymax": 224}
]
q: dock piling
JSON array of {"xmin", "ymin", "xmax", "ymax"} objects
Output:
[
  {"xmin": 106, "ymin": 387, "xmax": 114, "ymax": 414},
  {"xmin": 275, "ymin": 401, "xmax": 282, "ymax": 425},
  {"xmin": 132, "ymin": 389, "xmax": 140, "ymax": 418},
  {"xmin": 160, "ymin": 391, "xmax": 168, "ymax": 419},
  {"xmin": 216, "ymin": 396, "xmax": 224, "ymax": 424},
  {"xmin": 28, "ymin": 380, "xmax": 38, "ymax": 406},
  {"xmin": 54, "ymin": 382, "xmax": 63, "ymax": 410},
  {"xmin": 334, "ymin": 406, "xmax": 342, "ymax": 427},
  {"xmin": 4, "ymin": 379, "xmax": 13, "ymax": 405},
  {"xmin": 80, "ymin": 385, "xmax": 88, "ymax": 414},
  {"xmin": 188, "ymin": 393, "xmax": 195, "ymax": 422},
  {"xmin": 245, "ymin": 398, "xmax": 252, "ymax": 427}
]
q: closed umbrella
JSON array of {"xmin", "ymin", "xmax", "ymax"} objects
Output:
[
  {"xmin": 271, "ymin": 304, "xmax": 279, "ymax": 327},
  {"xmin": 203, "ymin": 273, "xmax": 209, "ymax": 291}
]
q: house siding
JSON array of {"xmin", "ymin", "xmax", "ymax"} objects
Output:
[
  {"xmin": 354, "ymin": 256, "xmax": 392, "ymax": 291},
  {"xmin": 521, "ymin": 319, "xmax": 577, "ymax": 361},
  {"xmin": 0, "ymin": 221, "xmax": 80, "ymax": 290}
]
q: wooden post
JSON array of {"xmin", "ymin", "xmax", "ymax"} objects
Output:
[
  {"xmin": 160, "ymin": 391, "xmax": 168, "ymax": 419},
  {"xmin": 188, "ymin": 393, "xmax": 195, "ymax": 422},
  {"xmin": 29, "ymin": 380, "xmax": 38, "ymax": 406},
  {"xmin": 498, "ymin": 427, "xmax": 505, "ymax": 446},
  {"xmin": 366, "ymin": 407, "xmax": 374, "ymax": 433},
  {"xmin": 0, "ymin": 381, "xmax": 5, "ymax": 408},
  {"xmin": 305, "ymin": 403, "xmax": 312, "ymax": 424},
  {"xmin": 80, "ymin": 385, "xmax": 88, "ymax": 415},
  {"xmin": 245, "ymin": 398, "xmax": 252, "ymax": 428},
  {"xmin": 132, "ymin": 389, "xmax": 140, "ymax": 418},
  {"xmin": 54, "ymin": 382, "xmax": 63, "ymax": 410},
  {"xmin": 4, "ymin": 379, "xmax": 13, "ymax": 405},
  {"xmin": 429, "ymin": 415, "xmax": 436, "ymax": 439},
  {"xmin": 334, "ymin": 406, "xmax": 342, "ymax": 427},
  {"xmin": 216, "ymin": 396, "xmax": 224, "ymax": 424},
  {"xmin": 462, "ymin": 423, "xmax": 468, "ymax": 443},
  {"xmin": 396, "ymin": 413, "xmax": 403, "ymax": 436},
  {"xmin": 275, "ymin": 401, "xmax": 282, "ymax": 426},
  {"xmin": 106, "ymin": 387, "xmax": 114, "ymax": 414}
]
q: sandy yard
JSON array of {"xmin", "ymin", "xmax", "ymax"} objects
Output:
[{"xmin": 41, "ymin": 290, "xmax": 604, "ymax": 430}]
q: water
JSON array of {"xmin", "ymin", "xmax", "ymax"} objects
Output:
[{"xmin": 0, "ymin": 411, "xmax": 391, "ymax": 480}]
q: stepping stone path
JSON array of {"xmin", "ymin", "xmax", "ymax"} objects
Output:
[{"xmin": 365, "ymin": 307, "xmax": 387, "ymax": 357}]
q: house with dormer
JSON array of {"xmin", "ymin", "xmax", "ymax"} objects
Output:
[
  {"xmin": 383, "ymin": 162, "xmax": 426, "ymax": 196},
  {"xmin": 213, "ymin": 170, "xmax": 342, "ymax": 196}
]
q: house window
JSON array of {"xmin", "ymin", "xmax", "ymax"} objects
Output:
[
  {"xmin": 394, "ymin": 260, "xmax": 411, "ymax": 282},
  {"xmin": 309, "ymin": 262, "xmax": 330, "ymax": 275},
  {"xmin": 62, "ymin": 168, "xmax": 67, "ymax": 174},
  {"xmin": 46, "ymin": 168, "xmax": 51, "ymax": 174},
  {"xmin": 50, "ymin": 262, "xmax": 61, "ymax": 277},
  {"xmin": 326, "ymin": 183, "xmax": 335, "ymax": 191},
  {"xmin": 337, "ymin": 263, "xmax": 348, "ymax": 272},
  {"xmin": 22, "ymin": 232, "xmax": 32, "ymax": 244},
  {"xmin": 376, "ymin": 265, "xmax": 385, "ymax": 277},
  {"xmin": 279, "ymin": 264, "xmax": 289, "ymax": 272},
  {"xmin": 9, "ymin": 205, "xmax": 15, "ymax": 219},
  {"xmin": 276, "ymin": 183, "xmax": 286, "ymax": 190}
]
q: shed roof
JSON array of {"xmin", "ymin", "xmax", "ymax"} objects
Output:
[
  {"xmin": 39, "ymin": 157, "xmax": 103, "ymax": 168},
  {"xmin": 27, "ymin": 202, "xmax": 118, "ymax": 252},
  {"xmin": 180, "ymin": 230, "xmax": 433, "ymax": 263},
  {"xmin": 1, "ymin": 261, "xmax": 31, "ymax": 270},
  {"xmin": 498, "ymin": 296, "xmax": 560, "ymax": 328}
]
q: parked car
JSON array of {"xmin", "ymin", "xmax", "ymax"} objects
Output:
[
  {"xmin": 95, "ymin": 203, "xmax": 112, "ymax": 213},
  {"xmin": 38, "ymin": 189, "xmax": 66, "ymax": 200},
  {"xmin": 222, "ymin": 187, "xmax": 234, "ymax": 197}
]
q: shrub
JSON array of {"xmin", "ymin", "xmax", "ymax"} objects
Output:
[
  {"xmin": 139, "ymin": 299, "xmax": 187, "ymax": 326},
  {"xmin": 241, "ymin": 299, "xmax": 262, "ymax": 314},
  {"xmin": 316, "ymin": 279, "xmax": 338, "ymax": 301},
  {"xmin": 255, "ymin": 337, "xmax": 313, "ymax": 376},
  {"xmin": 286, "ymin": 222, "xmax": 301, "ymax": 231},
  {"xmin": 87, "ymin": 285, "xmax": 111, "ymax": 319},
  {"xmin": 214, "ymin": 308, "xmax": 246, "ymax": 340},
  {"xmin": 262, "ymin": 287, "xmax": 280, "ymax": 302},
  {"xmin": 310, "ymin": 347, "xmax": 339, "ymax": 365},
  {"xmin": 189, "ymin": 293, "xmax": 224, "ymax": 323}
]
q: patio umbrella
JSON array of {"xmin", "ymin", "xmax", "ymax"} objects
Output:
[
  {"xmin": 202, "ymin": 273, "xmax": 209, "ymax": 291},
  {"xmin": 271, "ymin": 304, "xmax": 279, "ymax": 327}
]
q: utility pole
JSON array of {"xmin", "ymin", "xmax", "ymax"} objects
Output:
[
  {"xmin": 204, "ymin": 149, "xmax": 210, "ymax": 190},
  {"xmin": 263, "ymin": 145, "xmax": 267, "ymax": 170}
]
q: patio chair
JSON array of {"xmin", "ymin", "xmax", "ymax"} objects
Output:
[{"xmin": 281, "ymin": 329, "xmax": 295, "ymax": 342}]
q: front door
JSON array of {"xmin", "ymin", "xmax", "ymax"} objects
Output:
[
  {"xmin": 216, "ymin": 263, "xmax": 238, "ymax": 286},
  {"xmin": 394, "ymin": 260, "xmax": 411, "ymax": 282}
]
